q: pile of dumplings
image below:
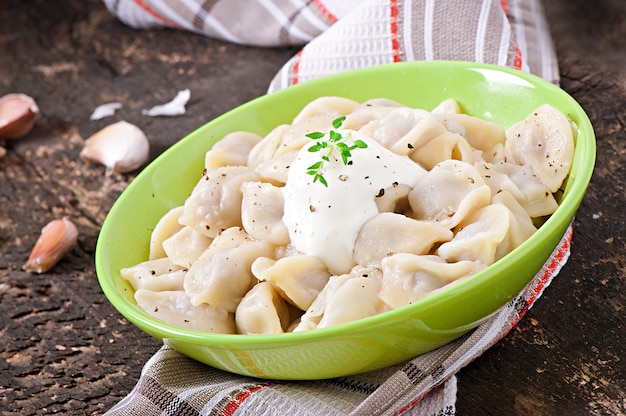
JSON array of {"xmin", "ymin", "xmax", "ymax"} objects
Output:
[{"xmin": 121, "ymin": 96, "xmax": 575, "ymax": 335}]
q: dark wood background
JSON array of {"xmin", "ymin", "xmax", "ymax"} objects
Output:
[{"xmin": 1, "ymin": 0, "xmax": 624, "ymax": 414}]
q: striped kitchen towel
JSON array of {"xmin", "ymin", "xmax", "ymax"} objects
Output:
[
  {"xmin": 101, "ymin": 1, "xmax": 562, "ymax": 415},
  {"xmin": 102, "ymin": 0, "xmax": 558, "ymax": 86}
]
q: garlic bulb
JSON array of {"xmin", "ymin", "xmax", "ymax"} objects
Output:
[
  {"xmin": 23, "ymin": 217, "xmax": 79, "ymax": 274},
  {"xmin": 0, "ymin": 93, "xmax": 39, "ymax": 140},
  {"xmin": 80, "ymin": 120, "xmax": 150, "ymax": 174}
]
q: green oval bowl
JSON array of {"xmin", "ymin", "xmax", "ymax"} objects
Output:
[{"xmin": 96, "ymin": 61, "xmax": 595, "ymax": 380}]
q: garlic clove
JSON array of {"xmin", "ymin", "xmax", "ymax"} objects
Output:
[
  {"xmin": 23, "ymin": 217, "xmax": 79, "ymax": 274},
  {"xmin": 0, "ymin": 93, "xmax": 39, "ymax": 140},
  {"xmin": 80, "ymin": 120, "xmax": 150, "ymax": 174}
]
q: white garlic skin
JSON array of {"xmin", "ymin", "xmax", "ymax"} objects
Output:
[{"xmin": 80, "ymin": 120, "xmax": 150, "ymax": 174}]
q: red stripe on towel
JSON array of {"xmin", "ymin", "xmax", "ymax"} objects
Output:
[
  {"xmin": 133, "ymin": 0, "xmax": 179, "ymax": 27},
  {"xmin": 220, "ymin": 384, "xmax": 271, "ymax": 416},
  {"xmin": 312, "ymin": 0, "xmax": 338, "ymax": 24},
  {"xmin": 504, "ymin": 226, "xmax": 572, "ymax": 337},
  {"xmin": 512, "ymin": 46, "xmax": 523, "ymax": 70},
  {"xmin": 499, "ymin": 0, "xmax": 523, "ymax": 70},
  {"xmin": 390, "ymin": 0, "xmax": 401, "ymax": 62},
  {"xmin": 292, "ymin": 49, "xmax": 304, "ymax": 85}
]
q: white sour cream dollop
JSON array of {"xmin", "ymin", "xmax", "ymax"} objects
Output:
[{"xmin": 282, "ymin": 130, "xmax": 426, "ymax": 275}]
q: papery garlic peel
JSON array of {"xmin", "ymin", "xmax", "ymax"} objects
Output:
[
  {"xmin": 0, "ymin": 93, "xmax": 39, "ymax": 140},
  {"xmin": 80, "ymin": 120, "xmax": 150, "ymax": 174},
  {"xmin": 23, "ymin": 217, "xmax": 79, "ymax": 274}
]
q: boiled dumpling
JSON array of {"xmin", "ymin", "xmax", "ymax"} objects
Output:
[
  {"xmin": 162, "ymin": 226, "xmax": 213, "ymax": 268},
  {"xmin": 253, "ymin": 255, "xmax": 331, "ymax": 310},
  {"xmin": 353, "ymin": 212, "xmax": 453, "ymax": 267},
  {"xmin": 241, "ymin": 181, "xmax": 290, "ymax": 245},
  {"xmin": 434, "ymin": 113, "xmax": 505, "ymax": 152},
  {"xmin": 247, "ymin": 124, "xmax": 288, "ymax": 169},
  {"xmin": 409, "ymin": 132, "xmax": 479, "ymax": 170},
  {"xmin": 374, "ymin": 182, "xmax": 412, "ymax": 213},
  {"xmin": 294, "ymin": 270, "xmax": 385, "ymax": 331},
  {"xmin": 492, "ymin": 161, "xmax": 559, "ymax": 218},
  {"xmin": 121, "ymin": 257, "xmax": 185, "ymax": 292},
  {"xmin": 135, "ymin": 289, "xmax": 235, "ymax": 333},
  {"xmin": 431, "ymin": 98, "xmax": 462, "ymax": 115},
  {"xmin": 204, "ymin": 131, "xmax": 262, "ymax": 170},
  {"xmin": 178, "ymin": 166, "xmax": 260, "ymax": 238},
  {"xmin": 408, "ymin": 160, "xmax": 491, "ymax": 229},
  {"xmin": 492, "ymin": 190, "xmax": 537, "ymax": 259},
  {"xmin": 235, "ymin": 281, "xmax": 291, "ymax": 335},
  {"xmin": 183, "ymin": 227, "xmax": 274, "ymax": 311},
  {"xmin": 504, "ymin": 104, "xmax": 574, "ymax": 192},
  {"xmin": 379, "ymin": 253, "xmax": 479, "ymax": 309},
  {"xmin": 364, "ymin": 107, "xmax": 446, "ymax": 152},
  {"xmin": 292, "ymin": 96, "xmax": 360, "ymax": 124},
  {"xmin": 437, "ymin": 204, "xmax": 511, "ymax": 265},
  {"xmin": 343, "ymin": 98, "xmax": 404, "ymax": 131},
  {"xmin": 149, "ymin": 206, "xmax": 184, "ymax": 260}
]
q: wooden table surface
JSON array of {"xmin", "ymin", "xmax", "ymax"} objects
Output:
[{"xmin": 1, "ymin": 0, "xmax": 624, "ymax": 414}]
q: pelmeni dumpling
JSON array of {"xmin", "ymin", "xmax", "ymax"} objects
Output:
[
  {"xmin": 295, "ymin": 270, "xmax": 385, "ymax": 332},
  {"xmin": 252, "ymin": 255, "xmax": 331, "ymax": 311},
  {"xmin": 183, "ymin": 227, "xmax": 274, "ymax": 311},
  {"xmin": 491, "ymin": 161, "xmax": 559, "ymax": 218},
  {"xmin": 474, "ymin": 160, "xmax": 524, "ymax": 199},
  {"xmin": 409, "ymin": 131, "xmax": 479, "ymax": 170},
  {"xmin": 343, "ymin": 98, "xmax": 404, "ymax": 131},
  {"xmin": 437, "ymin": 204, "xmax": 511, "ymax": 265},
  {"xmin": 379, "ymin": 253, "xmax": 480, "ymax": 309},
  {"xmin": 241, "ymin": 181, "xmax": 289, "ymax": 245},
  {"xmin": 247, "ymin": 124, "xmax": 288, "ymax": 169},
  {"xmin": 162, "ymin": 226, "xmax": 213, "ymax": 268},
  {"xmin": 292, "ymin": 96, "xmax": 360, "ymax": 124},
  {"xmin": 408, "ymin": 160, "xmax": 492, "ymax": 229},
  {"xmin": 135, "ymin": 289, "xmax": 235, "ymax": 334},
  {"xmin": 353, "ymin": 212, "xmax": 453, "ymax": 267},
  {"xmin": 253, "ymin": 150, "xmax": 298, "ymax": 186},
  {"xmin": 431, "ymin": 98, "xmax": 462, "ymax": 115},
  {"xmin": 204, "ymin": 131, "xmax": 262, "ymax": 170},
  {"xmin": 315, "ymin": 275, "xmax": 383, "ymax": 330},
  {"xmin": 434, "ymin": 113, "xmax": 505, "ymax": 152},
  {"xmin": 149, "ymin": 206, "xmax": 184, "ymax": 260},
  {"xmin": 492, "ymin": 190, "xmax": 537, "ymax": 259},
  {"xmin": 389, "ymin": 115, "xmax": 448, "ymax": 156},
  {"xmin": 121, "ymin": 257, "xmax": 185, "ymax": 292},
  {"xmin": 374, "ymin": 182, "xmax": 412, "ymax": 213},
  {"xmin": 235, "ymin": 281, "xmax": 291, "ymax": 335},
  {"xmin": 363, "ymin": 107, "xmax": 445, "ymax": 152},
  {"xmin": 178, "ymin": 166, "xmax": 260, "ymax": 238},
  {"xmin": 504, "ymin": 104, "xmax": 574, "ymax": 192}
]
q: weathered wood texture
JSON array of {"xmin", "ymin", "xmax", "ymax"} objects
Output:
[{"xmin": 1, "ymin": 0, "xmax": 624, "ymax": 415}]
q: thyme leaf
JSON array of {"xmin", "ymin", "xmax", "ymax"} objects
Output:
[{"xmin": 305, "ymin": 116, "xmax": 368, "ymax": 187}]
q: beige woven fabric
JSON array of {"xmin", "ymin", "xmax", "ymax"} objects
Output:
[{"xmin": 101, "ymin": 1, "xmax": 562, "ymax": 414}]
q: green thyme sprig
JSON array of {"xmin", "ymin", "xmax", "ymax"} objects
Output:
[{"xmin": 305, "ymin": 116, "xmax": 368, "ymax": 187}]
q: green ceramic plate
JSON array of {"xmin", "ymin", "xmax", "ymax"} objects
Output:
[{"xmin": 96, "ymin": 61, "xmax": 595, "ymax": 380}]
